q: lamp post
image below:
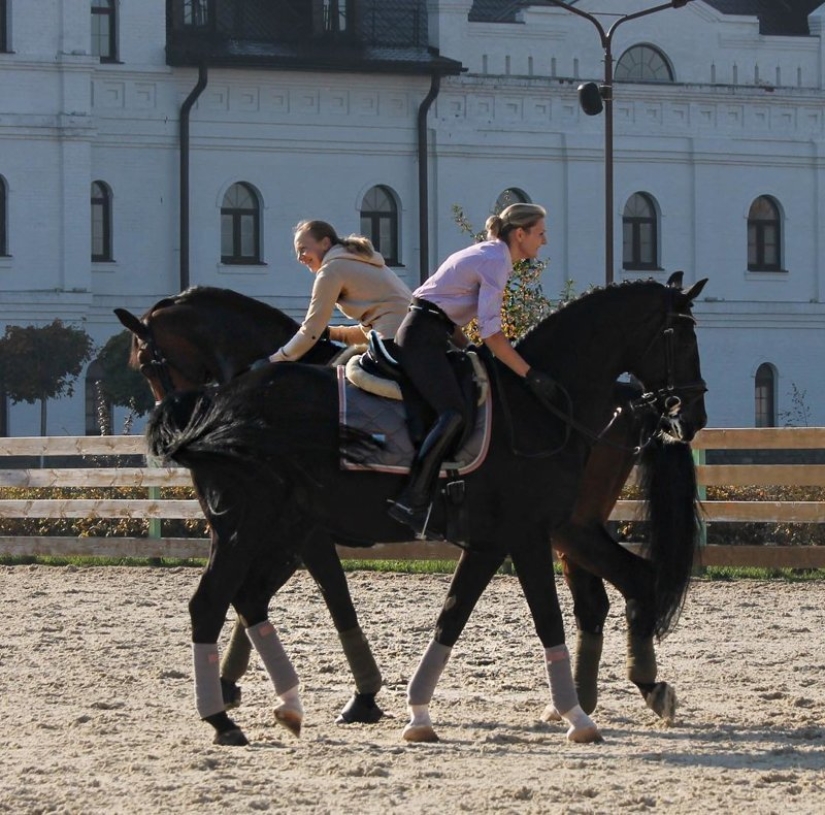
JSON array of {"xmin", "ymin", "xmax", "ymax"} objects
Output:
[{"xmin": 544, "ymin": 1, "xmax": 693, "ymax": 284}]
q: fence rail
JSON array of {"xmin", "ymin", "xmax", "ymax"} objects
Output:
[{"xmin": 1, "ymin": 430, "xmax": 825, "ymax": 567}]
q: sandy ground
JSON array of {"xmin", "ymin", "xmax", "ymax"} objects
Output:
[{"xmin": 2, "ymin": 565, "xmax": 824, "ymax": 815}]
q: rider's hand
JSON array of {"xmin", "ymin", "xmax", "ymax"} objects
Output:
[{"xmin": 524, "ymin": 368, "xmax": 559, "ymax": 409}]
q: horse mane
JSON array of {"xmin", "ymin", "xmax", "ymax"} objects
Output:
[
  {"xmin": 155, "ymin": 287, "xmax": 300, "ymax": 333},
  {"xmin": 516, "ymin": 279, "xmax": 666, "ymax": 356}
]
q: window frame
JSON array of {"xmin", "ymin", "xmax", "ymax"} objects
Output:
[
  {"xmin": 0, "ymin": 176, "xmax": 7, "ymax": 256},
  {"xmin": 754, "ymin": 363, "xmax": 776, "ymax": 428},
  {"xmin": 91, "ymin": 181, "xmax": 113, "ymax": 263},
  {"xmin": 91, "ymin": 0, "xmax": 117, "ymax": 63},
  {"xmin": 622, "ymin": 192, "xmax": 659, "ymax": 271},
  {"xmin": 747, "ymin": 196, "xmax": 782, "ymax": 272},
  {"xmin": 221, "ymin": 182, "xmax": 262, "ymax": 265},
  {"xmin": 615, "ymin": 44, "xmax": 674, "ymax": 83},
  {"xmin": 0, "ymin": 0, "xmax": 8, "ymax": 53},
  {"xmin": 360, "ymin": 185, "xmax": 400, "ymax": 266}
]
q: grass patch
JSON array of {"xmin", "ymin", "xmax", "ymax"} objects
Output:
[
  {"xmin": 3, "ymin": 556, "xmax": 825, "ymax": 581},
  {"xmin": 699, "ymin": 565, "xmax": 825, "ymax": 581}
]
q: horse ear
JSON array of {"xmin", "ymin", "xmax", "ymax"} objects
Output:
[
  {"xmin": 666, "ymin": 271, "xmax": 684, "ymax": 288},
  {"xmin": 114, "ymin": 308, "xmax": 150, "ymax": 341},
  {"xmin": 683, "ymin": 278, "xmax": 708, "ymax": 302}
]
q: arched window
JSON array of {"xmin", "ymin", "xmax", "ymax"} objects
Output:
[
  {"xmin": 221, "ymin": 182, "xmax": 261, "ymax": 264},
  {"xmin": 91, "ymin": 181, "xmax": 113, "ymax": 262},
  {"xmin": 495, "ymin": 188, "xmax": 530, "ymax": 212},
  {"xmin": 0, "ymin": 176, "xmax": 7, "ymax": 256},
  {"xmin": 755, "ymin": 363, "xmax": 776, "ymax": 427},
  {"xmin": 622, "ymin": 192, "xmax": 658, "ymax": 270},
  {"xmin": 615, "ymin": 44, "xmax": 674, "ymax": 83},
  {"xmin": 748, "ymin": 196, "xmax": 781, "ymax": 271},
  {"xmin": 91, "ymin": 0, "xmax": 117, "ymax": 62},
  {"xmin": 85, "ymin": 359, "xmax": 113, "ymax": 435},
  {"xmin": 360, "ymin": 185, "xmax": 399, "ymax": 265}
]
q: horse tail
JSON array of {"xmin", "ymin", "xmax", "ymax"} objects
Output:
[{"xmin": 637, "ymin": 435, "xmax": 701, "ymax": 639}]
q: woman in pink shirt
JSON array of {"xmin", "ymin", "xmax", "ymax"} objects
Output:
[{"xmin": 388, "ymin": 203, "xmax": 557, "ymax": 535}]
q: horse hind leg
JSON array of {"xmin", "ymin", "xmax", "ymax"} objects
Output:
[
  {"xmin": 509, "ymin": 543, "xmax": 602, "ymax": 744},
  {"xmin": 245, "ymin": 620, "xmax": 303, "ymax": 737},
  {"xmin": 403, "ymin": 549, "xmax": 504, "ymax": 743},
  {"xmin": 299, "ymin": 532, "xmax": 385, "ymax": 725}
]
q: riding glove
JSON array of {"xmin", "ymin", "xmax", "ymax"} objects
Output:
[{"xmin": 524, "ymin": 368, "xmax": 559, "ymax": 410}]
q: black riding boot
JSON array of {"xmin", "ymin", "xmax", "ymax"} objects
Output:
[{"xmin": 388, "ymin": 409, "xmax": 466, "ymax": 536}]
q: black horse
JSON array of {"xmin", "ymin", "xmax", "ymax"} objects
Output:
[
  {"xmin": 116, "ymin": 291, "xmax": 388, "ymax": 725},
  {"xmin": 117, "ymin": 282, "xmax": 696, "ymax": 724},
  {"xmin": 145, "ymin": 277, "xmax": 707, "ymax": 745}
]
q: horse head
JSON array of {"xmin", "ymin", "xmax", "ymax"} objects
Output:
[
  {"xmin": 629, "ymin": 273, "xmax": 708, "ymax": 444},
  {"xmin": 115, "ymin": 303, "xmax": 211, "ymax": 402}
]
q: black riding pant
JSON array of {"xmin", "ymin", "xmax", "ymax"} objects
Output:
[{"xmin": 394, "ymin": 300, "xmax": 466, "ymax": 423}]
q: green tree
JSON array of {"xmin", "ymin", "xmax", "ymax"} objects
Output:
[
  {"xmin": 0, "ymin": 320, "xmax": 95, "ymax": 436},
  {"xmin": 97, "ymin": 329, "xmax": 155, "ymax": 419}
]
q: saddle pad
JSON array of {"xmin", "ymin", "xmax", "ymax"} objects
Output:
[{"xmin": 337, "ymin": 366, "xmax": 492, "ymax": 475}]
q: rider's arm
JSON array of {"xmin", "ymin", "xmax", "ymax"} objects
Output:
[
  {"xmin": 271, "ymin": 271, "xmax": 341, "ymax": 362},
  {"xmin": 481, "ymin": 331, "xmax": 530, "ymax": 378},
  {"xmin": 328, "ymin": 324, "xmax": 368, "ymax": 345}
]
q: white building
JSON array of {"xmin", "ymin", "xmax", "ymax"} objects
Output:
[{"xmin": 1, "ymin": 0, "xmax": 824, "ymax": 435}]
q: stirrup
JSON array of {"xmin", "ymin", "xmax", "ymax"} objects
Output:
[{"xmin": 387, "ymin": 499, "xmax": 434, "ymax": 540}]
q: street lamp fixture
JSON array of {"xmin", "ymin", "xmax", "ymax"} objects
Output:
[{"xmin": 545, "ymin": 0, "xmax": 694, "ymax": 284}]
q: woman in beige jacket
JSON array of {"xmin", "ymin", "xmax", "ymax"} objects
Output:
[{"xmin": 265, "ymin": 220, "xmax": 413, "ymax": 363}]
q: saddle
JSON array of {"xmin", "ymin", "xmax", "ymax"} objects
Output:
[{"xmin": 344, "ymin": 332, "xmax": 488, "ymax": 449}]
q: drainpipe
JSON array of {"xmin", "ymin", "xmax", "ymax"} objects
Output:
[
  {"xmin": 179, "ymin": 63, "xmax": 208, "ymax": 291},
  {"xmin": 417, "ymin": 73, "xmax": 441, "ymax": 285}
]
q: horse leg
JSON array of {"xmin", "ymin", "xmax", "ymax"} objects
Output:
[
  {"xmin": 189, "ymin": 559, "xmax": 252, "ymax": 746},
  {"xmin": 541, "ymin": 552, "xmax": 608, "ymax": 720},
  {"xmin": 299, "ymin": 531, "xmax": 385, "ymax": 725},
  {"xmin": 627, "ymin": 621, "xmax": 677, "ymax": 722},
  {"xmin": 403, "ymin": 549, "xmax": 504, "ymax": 743},
  {"xmin": 509, "ymin": 542, "xmax": 602, "ymax": 743},
  {"xmin": 232, "ymin": 572, "xmax": 303, "ymax": 738},
  {"xmin": 219, "ymin": 550, "xmax": 301, "ymax": 709},
  {"xmin": 552, "ymin": 522, "xmax": 675, "ymax": 720}
]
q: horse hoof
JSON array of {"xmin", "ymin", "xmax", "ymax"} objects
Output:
[
  {"xmin": 566, "ymin": 723, "xmax": 603, "ymax": 744},
  {"xmin": 274, "ymin": 707, "xmax": 303, "ymax": 738},
  {"xmin": 336, "ymin": 693, "xmax": 386, "ymax": 725},
  {"xmin": 402, "ymin": 724, "xmax": 439, "ymax": 743},
  {"xmin": 213, "ymin": 727, "xmax": 248, "ymax": 746},
  {"xmin": 540, "ymin": 703, "xmax": 562, "ymax": 722},
  {"xmin": 645, "ymin": 682, "xmax": 677, "ymax": 723},
  {"xmin": 221, "ymin": 678, "xmax": 242, "ymax": 711}
]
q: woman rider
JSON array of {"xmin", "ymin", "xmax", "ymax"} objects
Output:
[
  {"xmin": 388, "ymin": 203, "xmax": 558, "ymax": 535},
  {"xmin": 261, "ymin": 219, "xmax": 412, "ymax": 363}
]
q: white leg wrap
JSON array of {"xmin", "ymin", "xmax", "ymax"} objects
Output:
[
  {"xmin": 407, "ymin": 703, "xmax": 433, "ymax": 729},
  {"xmin": 246, "ymin": 620, "xmax": 299, "ymax": 697},
  {"xmin": 545, "ymin": 645, "xmax": 601, "ymax": 742},
  {"xmin": 407, "ymin": 640, "xmax": 452, "ymax": 706},
  {"xmin": 193, "ymin": 642, "xmax": 224, "ymax": 719},
  {"xmin": 544, "ymin": 644, "xmax": 578, "ymax": 716}
]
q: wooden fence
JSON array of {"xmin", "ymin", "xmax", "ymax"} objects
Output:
[{"xmin": 1, "ymin": 429, "xmax": 825, "ymax": 568}]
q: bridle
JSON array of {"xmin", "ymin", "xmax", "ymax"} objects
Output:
[
  {"xmin": 501, "ymin": 294, "xmax": 707, "ymax": 458},
  {"xmin": 135, "ymin": 322, "xmax": 208, "ymax": 403}
]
